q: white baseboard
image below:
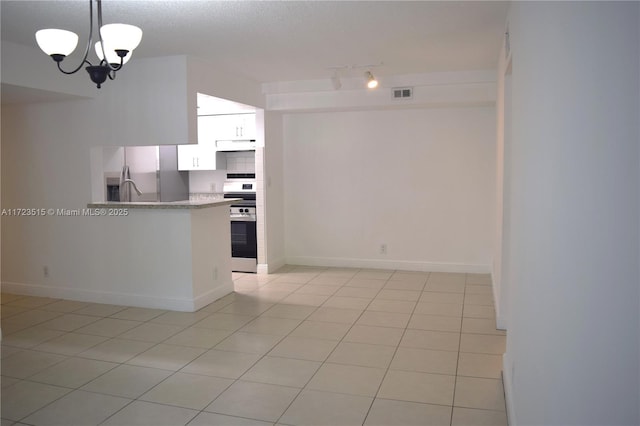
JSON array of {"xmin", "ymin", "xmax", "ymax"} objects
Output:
[
  {"xmin": 491, "ymin": 270, "xmax": 507, "ymax": 331},
  {"xmin": 192, "ymin": 281, "xmax": 234, "ymax": 311},
  {"xmin": 503, "ymin": 353, "xmax": 516, "ymax": 426},
  {"xmin": 257, "ymin": 257, "xmax": 286, "ymax": 274},
  {"xmin": 1, "ymin": 281, "xmax": 231, "ymax": 312},
  {"xmin": 495, "ymin": 307, "xmax": 507, "ymax": 330},
  {"xmin": 285, "ymin": 256, "xmax": 491, "ymax": 274}
]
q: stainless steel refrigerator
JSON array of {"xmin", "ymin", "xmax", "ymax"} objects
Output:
[{"xmin": 109, "ymin": 145, "xmax": 189, "ymax": 202}]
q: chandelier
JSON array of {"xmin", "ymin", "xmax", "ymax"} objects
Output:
[{"xmin": 35, "ymin": 0, "xmax": 142, "ymax": 89}]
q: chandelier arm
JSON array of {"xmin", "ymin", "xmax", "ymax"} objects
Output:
[
  {"xmin": 111, "ymin": 55, "xmax": 125, "ymax": 71},
  {"xmin": 55, "ymin": 0, "xmax": 95, "ymax": 75},
  {"xmin": 38, "ymin": 0, "xmax": 139, "ymax": 88},
  {"xmin": 57, "ymin": 59, "xmax": 93, "ymax": 75},
  {"xmin": 97, "ymin": 0, "xmax": 121, "ymax": 73}
]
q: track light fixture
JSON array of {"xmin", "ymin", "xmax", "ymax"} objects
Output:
[
  {"xmin": 366, "ymin": 71, "xmax": 379, "ymax": 89},
  {"xmin": 326, "ymin": 62, "xmax": 383, "ymax": 90},
  {"xmin": 35, "ymin": 0, "xmax": 142, "ymax": 89}
]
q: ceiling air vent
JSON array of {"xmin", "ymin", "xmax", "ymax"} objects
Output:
[{"xmin": 392, "ymin": 87, "xmax": 413, "ymax": 100}]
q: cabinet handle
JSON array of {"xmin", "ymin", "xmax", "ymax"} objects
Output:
[
  {"xmin": 192, "ymin": 158, "xmax": 196, "ymax": 167},
  {"xmin": 197, "ymin": 158, "xmax": 200, "ymax": 167}
]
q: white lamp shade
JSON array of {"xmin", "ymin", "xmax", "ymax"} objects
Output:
[
  {"xmin": 35, "ymin": 29, "xmax": 78, "ymax": 56},
  {"xmin": 100, "ymin": 23, "xmax": 142, "ymax": 52},
  {"xmin": 95, "ymin": 41, "xmax": 132, "ymax": 65}
]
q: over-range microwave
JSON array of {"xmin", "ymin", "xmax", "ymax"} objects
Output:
[{"xmin": 216, "ymin": 139, "xmax": 256, "ymax": 151}]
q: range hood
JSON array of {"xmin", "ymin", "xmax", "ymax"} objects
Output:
[{"xmin": 216, "ymin": 139, "xmax": 256, "ymax": 151}]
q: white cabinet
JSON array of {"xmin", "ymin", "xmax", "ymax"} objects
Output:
[
  {"xmin": 177, "ymin": 144, "xmax": 225, "ymax": 171},
  {"xmin": 198, "ymin": 114, "xmax": 256, "ymax": 142},
  {"xmin": 228, "ymin": 114, "xmax": 256, "ymax": 139},
  {"xmin": 197, "ymin": 116, "xmax": 217, "ymax": 144}
]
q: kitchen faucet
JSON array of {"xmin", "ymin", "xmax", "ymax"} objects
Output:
[
  {"xmin": 119, "ymin": 165, "xmax": 142, "ymax": 202},
  {"xmin": 120, "ymin": 179, "xmax": 142, "ymax": 196}
]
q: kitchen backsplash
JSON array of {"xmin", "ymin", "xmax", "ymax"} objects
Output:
[
  {"xmin": 188, "ymin": 169, "xmax": 226, "ymax": 194},
  {"xmin": 188, "ymin": 150, "xmax": 256, "ymax": 197},
  {"xmin": 226, "ymin": 151, "xmax": 256, "ymax": 173},
  {"xmin": 189, "ymin": 192, "xmax": 222, "ymax": 201}
]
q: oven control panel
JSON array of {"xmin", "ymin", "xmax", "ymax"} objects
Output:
[{"xmin": 230, "ymin": 206, "xmax": 256, "ymax": 220}]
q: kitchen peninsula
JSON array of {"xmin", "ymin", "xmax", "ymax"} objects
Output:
[{"xmin": 85, "ymin": 198, "xmax": 238, "ymax": 311}]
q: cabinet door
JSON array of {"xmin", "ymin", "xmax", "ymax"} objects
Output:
[
  {"xmin": 178, "ymin": 144, "xmax": 201, "ymax": 170},
  {"xmin": 202, "ymin": 114, "xmax": 256, "ymax": 140},
  {"xmin": 196, "ymin": 145, "xmax": 218, "ymax": 169},
  {"xmin": 177, "ymin": 144, "xmax": 221, "ymax": 170},
  {"xmin": 197, "ymin": 116, "xmax": 217, "ymax": 144},
  {"xmin": 238, "ymin": 114, "xmax": 256, "ymax": 139}
]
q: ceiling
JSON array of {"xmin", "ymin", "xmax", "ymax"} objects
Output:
[{"xmin": 1, "ymin": 0, "xmax": 509, "ymax": 86}]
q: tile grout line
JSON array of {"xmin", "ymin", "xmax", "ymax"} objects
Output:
[
  {"xmin": 172, "ymin": 279, "xmax": 307, "ymax": 426},
  {"xmin": 2, "ymin": 269, "xmax": 502, "ymax": 426},
  {"xmin": 7, "ymin": 312, "xmax": 210, "ymax": 424},
  {"xmin": 271, "ymin": 267, "xmax": 391, "ymax": 426},
  {"xmin": 3, "ymin": 293, "xmax": 245, "ymax": 424},
  {"xmin": 195, "ymin": 267, "xmax": 327, "ymax": 426},
  {"xmin": 1, "ymin": 303, "xmax": 141, "ymax": 423},
  {"xmin": 449, "ymin": 273, "xmax": 469, "ymax": 426},
  {"xmin": 42, "ymin": 284, "xmax": 279, "ymax": 426},
  {"xmin": 361, "ymin": 270, "xmax": 431, "ymax": 426},
  {"xmin": 56, "ymin": 282, "xmax": 295, "ymax": 424}
]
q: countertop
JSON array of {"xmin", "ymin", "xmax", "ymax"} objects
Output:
[{"xmin": 87, "ymin": 198, "xmax": 240, "ymax": 210}]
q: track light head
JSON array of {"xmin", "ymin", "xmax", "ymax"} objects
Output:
[{"xmin": 366, "ymin": 71, "xmax": 378, "ymax": 89}]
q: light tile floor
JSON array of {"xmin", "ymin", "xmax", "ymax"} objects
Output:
[{"xmin": 1, "ymin": 266, "xmax": 507, "ymax": 426}]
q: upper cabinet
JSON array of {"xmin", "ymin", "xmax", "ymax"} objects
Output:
[
  {"xmin": 227, "ymin": 114, "xmax": 256, "ymax": 140},
  {"xmin": 198, "ymin": 114, "xmax": 256, "ymax": 143},
  {"xmin": 177, "ymin": 144, "xmax": 226, "ymax": 171},
  {"xmin": 180, "ymin": 109, "xmax": 256, "ymax": 171}
]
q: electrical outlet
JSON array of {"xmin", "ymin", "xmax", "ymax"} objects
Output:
[
  {"xmin": 210, "ymin": 183, "xmax": 217, "ymax": 192},
  {"xmin": 213, "ymin": 267, "xmax": 218, "ymax": 281},
  {"xmin": 380, "ymin": 244, "xmax": 387, "ymax": 255},
  {"xmin": 43, "ymin": 266, "xmax": 49, "ymax": 278}
]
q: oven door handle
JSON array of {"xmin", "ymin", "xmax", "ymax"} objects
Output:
[{"xmin": 230, "ymin": 216, "xmax": 257, "ymax": 222}]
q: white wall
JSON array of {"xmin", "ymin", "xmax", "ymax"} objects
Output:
[
  {"xmin": 1, "ymin": 102, "xmax": 193, "ymax": 309},
  {"xmin": 494, "ymin": 30, "xmax": 512, "ymax": 331},
  {"xmin": 1, "ymin": 51, "xmax": 264, "ymax": 310},
  {"xmin": 265, "ymin": 70, "xmax": 496, "ymax": 112},
  {"xmin": 263, "ymin": 111, "xmax": 286, "ymax": 272},
  {"xmin": 503, "ymin": 3, "xmax": 639, "ymax": 425},
  {"xmin": 282, "ymin": 107, "xmax": 495, "ymax": 272},
  {"xmin": 4, "ymin": 52, "xmax": 193, "ymax": 147},
  {"xmin": 190, "ymin": 206, "xmax": 234, "ymax": 309},
  {"xmin": 1, "ymin": 41, "xmax": 95, "ymax": 99},
  {"xmin": 494, "ymin": 37, "xmax": 506, "ymax": 327}
]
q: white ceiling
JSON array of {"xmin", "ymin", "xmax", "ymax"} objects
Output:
[{"xmin": 1, "ymin": 0, "xmax": 509, "ymax": 85}]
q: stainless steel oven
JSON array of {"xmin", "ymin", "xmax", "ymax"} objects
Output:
[
  {"xmin": 223, "ymin": 173, "xmax": 257, "ymax": 273},
  {"xmin": 230, "ymin": 206, "xmax": 257, "ymax": 273}
]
